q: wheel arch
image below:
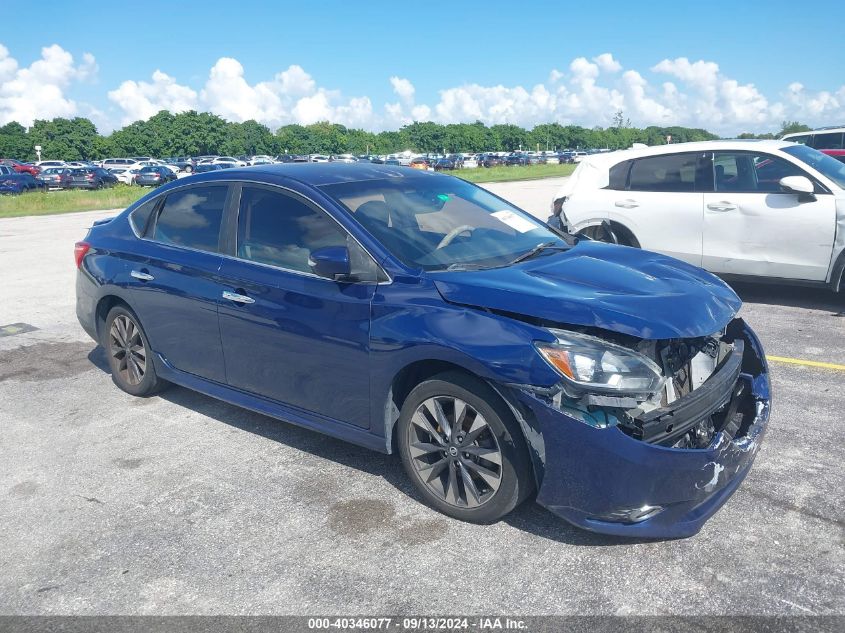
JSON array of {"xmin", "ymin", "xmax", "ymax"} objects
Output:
[
  {"xmin": 385, "ymin": 359, "xmax": 482, "ymax": 454},
  {"xmin": 576, "ymin": 219, "xmax": 641, "ymax": 248},
  {"xmin": 384, "ymin": 359, "xmax": 545, "ymax": 490},
  {"xmin": 94, "ymin": 294, "xmax": 133, "ymax": 340},
  {"xmin": 830, "ymin": 247, "xmax": 845, "ymax": 292}
]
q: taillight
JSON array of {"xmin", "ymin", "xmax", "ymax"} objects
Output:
[{"xmin": 74, "ymin": 242, "xmax": 90, "ymax": 269}]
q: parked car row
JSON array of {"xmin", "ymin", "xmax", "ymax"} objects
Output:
[
  {"xmin": 2, "ymin": 148, "xmax": 601, "ymax": 185},
  {"xmin": 0, "ymin": 165, "xmax": 47, "ymax": 194},
  {"xmin": 0, "ymin": 164, "xmax": 121, "ymax": 194}
]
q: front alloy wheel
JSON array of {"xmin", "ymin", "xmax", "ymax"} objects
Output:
[
  {"xmin": 407, "ymin": 396, "xmax": 503, "ymax": 508},
  {"xmin": 398, "ymin": 372, "xmax": 533, "ymax": 523}
]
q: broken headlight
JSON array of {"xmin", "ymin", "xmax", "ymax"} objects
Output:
[{"xmin": 536, "ymin": 329, "xmax": 664, "ymax": 398}]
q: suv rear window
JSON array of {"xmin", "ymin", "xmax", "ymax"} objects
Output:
[
  {"xmin": 813, "ymin": 132, "xmax": 844, "ymax": 150},
  {"xmin": 153, "ymin": 185, "xmax": 227, "ymax": 252}
]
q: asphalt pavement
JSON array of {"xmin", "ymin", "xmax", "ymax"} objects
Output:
[{"xmin": 0, "ymin": 178, "xmax": 843, "ymax": 615}]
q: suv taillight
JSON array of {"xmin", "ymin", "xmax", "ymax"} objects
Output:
[{"xmin": 74, "ymin": 242, "xmax": 90, "ymax": 269}]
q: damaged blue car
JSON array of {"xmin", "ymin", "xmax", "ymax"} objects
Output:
[{"xmin": 75, "ymin": 163, "xmax": 770, "ymax": 538}]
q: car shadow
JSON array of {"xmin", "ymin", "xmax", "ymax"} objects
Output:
[
  {"xmin": 87, "ymin": 345, "xmax": 658, "ymax": 547},
  {"xmin": 729, "ymin": 281, "xmax": 845, "ymax": 314}
]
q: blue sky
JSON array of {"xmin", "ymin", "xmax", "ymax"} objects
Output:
[{"xmin": 1, "ymin": 0, "xmax": 843, "ymax": 134}]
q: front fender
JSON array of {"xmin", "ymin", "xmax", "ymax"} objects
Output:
[{"xmin": 369, "ymin": 278, "xmax": 561, "ymax": 439}]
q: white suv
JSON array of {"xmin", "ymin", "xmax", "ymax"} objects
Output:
[{"xmin": 551, "ymin": 140, "xmax": 845, "ymax": 290}]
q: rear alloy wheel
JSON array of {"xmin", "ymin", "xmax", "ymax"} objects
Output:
[
  {"xmin": 398, "ymin": 372, "xmax": 533, "ymax": 523},
  {"xmin": 104, "ymin": 306, "xmax": 164, "ymax": 397}
]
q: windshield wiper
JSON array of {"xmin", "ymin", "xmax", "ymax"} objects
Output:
[{"xmin": 508, "ymin": 241, "xmax": 570, "ymax": 265}]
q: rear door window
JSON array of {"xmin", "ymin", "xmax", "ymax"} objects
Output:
[
  {"xmin": 607, "ymin": 160, "xmax": 632, "ymax": 190},
  {"xmin": 628, "ymin": 153, "xmax": 702, "ymax": 192},
  {"xmin": 153, "ymin": 185, "xmax": 228, "ymax": 252}
]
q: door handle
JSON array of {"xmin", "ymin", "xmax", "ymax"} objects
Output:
[
  {"xmin": 707, "ymin": 202, "xmax": 738, "ymax": 212},
  {"xmin": 130, "ymin": 270, "xmax": 154, "ymax": 281},
  {"xmin": 614, "ymin": 199, "xmax": 639, "ymax": 209},
  {"xmin": 222, "ymin": 290, "xmax": 255, "ymax": 304}
]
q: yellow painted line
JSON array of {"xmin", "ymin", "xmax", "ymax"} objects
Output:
[{"xmin": 767, "ymin": 356, "xmax": 845, "ymax": 371}]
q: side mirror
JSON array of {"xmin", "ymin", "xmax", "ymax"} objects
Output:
[
  {"xmin": 308, "ymin": 246, "xmax": 351, "ymax": 280},
  {"xmin": 779, "ymin": 175, "xmax": 814, "ymax": 196}
]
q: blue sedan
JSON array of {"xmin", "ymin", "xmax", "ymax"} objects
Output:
[{"xmin": 74, "ymin": 164, "xmax": 770, "ymax": 537}]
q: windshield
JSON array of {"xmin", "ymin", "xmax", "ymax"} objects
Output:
[
  {"xmin": 320, "ymin": 175, "xmax": 568, "ymax": 271},
  {"xmin": 783, "ymin": 144, "xmax": 845, "ymax": 189}
]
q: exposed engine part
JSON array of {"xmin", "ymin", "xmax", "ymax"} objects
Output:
[
  {"xmin": 671, "ymin": 417, "xmax": 716, "ymax": 449},
  {"xmin": 524, "ymin": 319, "xmax": 754, "ymax": 449}
]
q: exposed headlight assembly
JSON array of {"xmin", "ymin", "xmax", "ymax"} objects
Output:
[{"xmin": 536, "ymin": 329, "xmax": 665, "ymax": 399}]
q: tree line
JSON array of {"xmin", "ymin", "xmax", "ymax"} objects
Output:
[{"xmin": 0, "ymin": 110, "xmax": 804, "ymax": 161}]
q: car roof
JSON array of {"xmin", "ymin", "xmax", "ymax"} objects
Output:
[
  {"xmin": 235, "ymin": 162, "xmax": 437, "ymax": 186},
  {"xmin": 578, "ymin": 139, "xmax": 798, "ymax": 168}
]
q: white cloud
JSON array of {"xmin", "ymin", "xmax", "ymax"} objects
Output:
[
  {"xmin": 277, "ymin": 64, "xmax": 315, "ymax": 97},
  {"xmin": 3, "ymin": 43, "xmax": 844, "ymax": 136},
  {"xmin": 783, "ymin": 81, "xmax": 844, "ymax": 120},
  {"xmin": 390, "ymin": 76, "xmax": 415, "ymax": 104},
  {"xmin": 109, "ymin": 56, "xmax": 376, "ymax": 129},
  {"xmin": 0, "ymin": 44, "xmax": 98, "ymax": 127},
  {"xmin": 200, "ymin": 57, "xmax": 285, "ymax": 125},
  {"xmin": 108, "ymin": 70, "xmax": 198, "ymax": 125},
  {"xmin": 593, "ymin": 53, "xmax": 622, "ymax": 73}
]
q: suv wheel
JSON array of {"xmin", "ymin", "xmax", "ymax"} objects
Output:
[{"xmin": 397, "ymin": 371, "xmax": 533, "ymax": 523}]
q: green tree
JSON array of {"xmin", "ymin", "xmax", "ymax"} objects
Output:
[
  {"xmin": 29, "ymin": 117, "xmax": 99, "ymax": 160},
  {"xmin": 276, "ymin": 124, "xmax": 316, "ymax": 154},
  {"xmin": 0, "ymin": 122, "xmax": 31, "ymax": 159},
  {"xmin": 403, "ymin": 121, "xmax": 446, "ymax": 153},
  {"xmin": 779, "ymin": 120, "xmax": 811, "ymax": 137},
  {"xmin": 490, "ymin": 124, "xmax": 528, "ymax": 151},
  {"xmin": 222, "ymin": 120, "xmax": 277, "ymax": 156}
]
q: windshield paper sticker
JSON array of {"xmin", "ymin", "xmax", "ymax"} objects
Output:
[{"xmin": 492, "ymin": 209, "xmax": 536, "ymax": 233}]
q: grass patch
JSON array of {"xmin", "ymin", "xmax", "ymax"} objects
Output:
[
  {"xmin": 457, "ymin": 163, "xmax": 576, "ymax": 184},
  {"xmin": 0, "ymin": 185, "xmax": 147, "ymax": 218},
  {"xmin": 0, "ymin": 164, "xmax": 577, "ymax": 218}
]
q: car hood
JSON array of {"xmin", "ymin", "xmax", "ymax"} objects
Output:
[{"xmin": 429, "ymin": 240, "xmax": 741, "ymax": 340}]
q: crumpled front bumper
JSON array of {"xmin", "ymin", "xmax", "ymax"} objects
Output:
[{"xmin": 510, "ymin": 319, "xmax": 770, "ymax": 539}]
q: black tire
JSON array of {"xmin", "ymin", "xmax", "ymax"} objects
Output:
[
  {"xmin": 184, "ymin": 165, "xmax": 193, "ymax": 173},
  {"xmin": 103, "ymin": 305, "xmax": 165, "ymax": 397},
  {"xmin": 579, "ymin": 223, "xmax": 638, "ymax": 247},
  {"xmin": 397, "ymin": 371, "xmax": 533, "ymax": 523}
]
